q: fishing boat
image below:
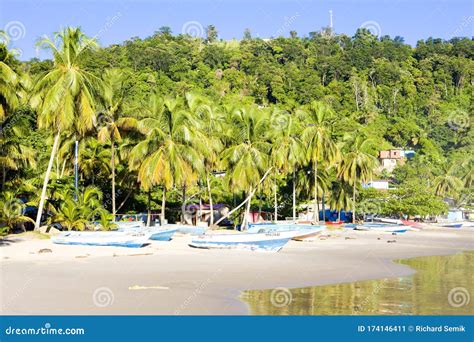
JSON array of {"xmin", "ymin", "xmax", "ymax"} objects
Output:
[
  {"xmin": 51, "ymin": 231, "xmax": 152, "ymax": 248},
  {"xmin": 357, "ymin": 223, "xmax": 412, "ymax": 233},
  {"xmin": 439, "ymin": 222, "xmax": 463, "ymax": 229},
  {"xmin": 247, "ymin": 223, "xmax": 317, "ymax": 233},
  {"xmin": 291, "ymin": 227, "xmax": 326, "ymax": 241},
  {"xmin": 172, "ymin": 224, "xmax": 207, "ymax": 235},
  {"xmin": 117, "ymin": 225, "xmax": 177, "ymax": 241},
  {"xmin": 325, "ymin": 221, "xmax": 344, "ymax": 226},
  {"xmin": 189, "ymin": 231, "xmax": 295, "ymax": 252}
]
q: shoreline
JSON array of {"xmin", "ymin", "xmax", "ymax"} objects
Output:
[{"xmin": 1, "ymin": 228, "xmax": 473, "ymax": 315}]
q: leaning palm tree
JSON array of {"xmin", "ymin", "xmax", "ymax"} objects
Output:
[
  {"xmin": 300, "ymin": 101, "xmax": 340, "ymax": 223},
  {"xmin": 31, "ymin": 27, "xmax": 101, "ymax": 230},
  {"xmin": 97, "ymin": 68, "xmax": 138, "ymax": 220},
  {"xmin": 221, "ymin": 105, "xmax": 271, "ymax": 229},
  {"xmin": 337, "ymin": 136, "xmax": 378, "ymax": 223},
  {"xmin": 269, "ymin": 108, "xmax": 304, "ymax": 222},
  {"xmin": 329, "ymin": 181, "xmax": 353, "ymax": 221},
  {"xmin": 129, "ymin": 94, "xmax": 204, "ymax": 225}
]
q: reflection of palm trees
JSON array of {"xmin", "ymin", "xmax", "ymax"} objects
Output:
[{"xmin": 32, "ymin": 27, "xmax": 100, "ymax": 229}]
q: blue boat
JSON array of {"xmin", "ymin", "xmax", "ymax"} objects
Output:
[
  {"xmin": 440, "ymin": 223, "xmax": 463, "ymax": 229},
  {"xmin": 51, "ymin": 231, "xmax": 152, "ymax": 248},
  {"xmin": 172, "ymin": 224, "xmax": 207, "ymax": 235},
  {"xmin": 247, "ymin": 223, "xmax": 319, "ymax": 233},
  {"xmin": 149, "ymin": 228, "xmax": 177, "ymax": 241},
  {"xmin": 117, "ymin": 225, "xmax": 177, "ymax": 241},
  {"xmin": 189, "ymin": 231, "xmax": 295, "ymax": 252}
]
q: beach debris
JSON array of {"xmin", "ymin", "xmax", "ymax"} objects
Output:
[
  {"xmin": 387, "ymin": 240, "xmax": 397, "ymax": 243},
  {"xmin": 345, "ymin": 237, "xmax": 356, "ymax": 240},
  {"xmin": 75, "ymin": 254, "xmax": 90, "ymax": 258},
  {"xmin": 38, "ymin": 248, "xmax": 52, "ymax": 253},
  {"xmin": 128, "ymin": 285, "xmax": 169, "ymax": 291}
]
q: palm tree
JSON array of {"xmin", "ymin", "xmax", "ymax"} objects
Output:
[
  {"xmin": 129, "ymin": 94, "xmax": 204, "ymax": 225},
  {"xmin": 31, "ymin": 27, "xmax": 100, "ymax": 230},
  {"xmin": 269, "ymin": 108, "xmax": 304, "ymax": 222},
  {"xmin": 52, "ymin": 199, "xmax": 88, "ymax": 231},
  {"xmin": 221, "ymin": 105, "xmax": 271, "ymax": 229},
  {"xmin": 80, "ymin": 138, "xmax": 111, "ymax": 184},
  {"xmin": 433, "ymin": 164, "xmax": 463, "ymax": 198},
  {"xmin": 329, "ymin": 181, "xmax": 353, "ymax": 221},
  {"xmin": 97, "ymin": 68, "xmax": 137, "ymax": 220},
  {"xmin": 0, "ymin": 34, "xmax": 19, "ymax": 120},
  {"xmin": 300, "ymin": 101, "xmax": 339, "ymax": 223},
  {"xmin": 337, "ymin": 136, "xmax": 378, "ymax": 223},
  {"xmin": 0, "ymin": 191, "xmax": 34, "ymax": 233},
  {"xmin": 188, "ymin": 94, "xmax": 224, "ymax": 226}
]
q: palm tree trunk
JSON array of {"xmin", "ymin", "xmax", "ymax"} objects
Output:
[
  {"xmin": 313, "ymin": 160, "xmax": 319, "ymax": 224},
  {"xmin": 182, "ymin": 183, "xmax": 186, "ymax": 224},
  {"xmin": 242, "ymin": 187, "xmax": 253, "ymax": 230},
  {"xmin": 146, "ymin": 189, "xmax": 151, "ymax": 227},
  {"xmin": 352, "ymin": 180, "xmax": 356, "ymax": 224},
  {"xmin": 35, "ymin": 131, "xmax": 61, "ymax": 230},
  {"xmin": 322, "ymin": 192, "xmax": 326, "ymax": 222},
  {"xmin": 206, "ymin": 173, "xmax": 214, "ymax": 226},
  {"xmin": 213, "ymin": 168, "xmax": 273, "ymax": 227},
  {"xmin": 160, "ymin": 187, "xmax": 166, "ymax": 226},
  {"xmin": 292, "ymin": 169, "xmax": 296, "ymax": 222},
  {"xmin": 274, "ymin": 173, "xmax": 278, "ymax": 222},
  {"xmin": 111, "ymin": 138, "xmax": 116, "ymax": 221}
]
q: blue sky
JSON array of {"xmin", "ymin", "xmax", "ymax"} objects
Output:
[{"xmin": 0, "ymin": 0, "xmax": 472, "ymax": 60}]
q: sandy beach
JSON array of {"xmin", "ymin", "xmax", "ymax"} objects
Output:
[{"xmin": 1, "ymin": 228, "xmax": 473, "ymax": 315}]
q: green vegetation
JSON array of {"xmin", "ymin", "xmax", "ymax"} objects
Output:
[{"xmin": 1, "ymin": 26, "xmax": 472, "ymax": 231}]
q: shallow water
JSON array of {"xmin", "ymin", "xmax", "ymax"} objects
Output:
[{"xmin": 241, "ymin": 251, "xmax": 474, "ymax": 315}]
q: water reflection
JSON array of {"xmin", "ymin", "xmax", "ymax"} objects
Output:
[{"xmin": 241, "ymin": 251, "xmax": 474, "ymax": 315}]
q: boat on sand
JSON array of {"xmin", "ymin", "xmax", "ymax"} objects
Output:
[{"xmin": 51, "ymin": 231, "xmax": 152, "ymax": 248}]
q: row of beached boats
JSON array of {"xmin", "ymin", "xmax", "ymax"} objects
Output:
[{"xmin": 50, "ymin": 219, "xmax": 470, "ymax": 252}]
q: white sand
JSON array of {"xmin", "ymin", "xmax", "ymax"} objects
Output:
[{"xmin": 1, "ymin": 228, "xmax": 472, "ymax": 315}]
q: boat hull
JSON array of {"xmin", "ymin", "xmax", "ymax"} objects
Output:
[
  {"xmin": 149, "ymin": 228, "xmax": 177, "ymax": 241},
  {"xmin": 51, "ymin": 231, "xmax": 151, "ymax": 248},
  {"xmin": 189, "ymin": 233, "xmax": 292, "ymax": 252}
]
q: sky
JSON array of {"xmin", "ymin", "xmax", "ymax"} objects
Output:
[{"xmin": 0, "ymin": 0, "xmax": 472, "ymax": 61}]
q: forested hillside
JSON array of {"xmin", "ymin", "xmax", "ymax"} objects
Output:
[{"xmin": 1, "ymin": 27, "xmax": 472, "ymax": 231}]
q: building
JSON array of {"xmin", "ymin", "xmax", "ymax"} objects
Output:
[
  {"xmin": 362, "ymin": 180, "xmax": 391, "ymax": 190},
  {"xmin": 378, "ymin": 149, "xmax": 415, "ymax": 173}
]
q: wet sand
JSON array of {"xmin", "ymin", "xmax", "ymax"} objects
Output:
[{"xmin": 1, "ymin": 228, "xmax": 473, "ymax": 315}]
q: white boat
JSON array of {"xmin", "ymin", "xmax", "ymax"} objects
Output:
[
  {"xmin": 51, "ymin": 231, "xmax": 152, "ymax": 248},
  {"xmin": 189, "ymin": 231, "xmax": 296, "ymax": 252}
]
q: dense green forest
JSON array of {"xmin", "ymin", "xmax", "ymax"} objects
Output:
[{"xmin": 0, "ymin": 26, "xmax": 472, "ymax": 232}]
